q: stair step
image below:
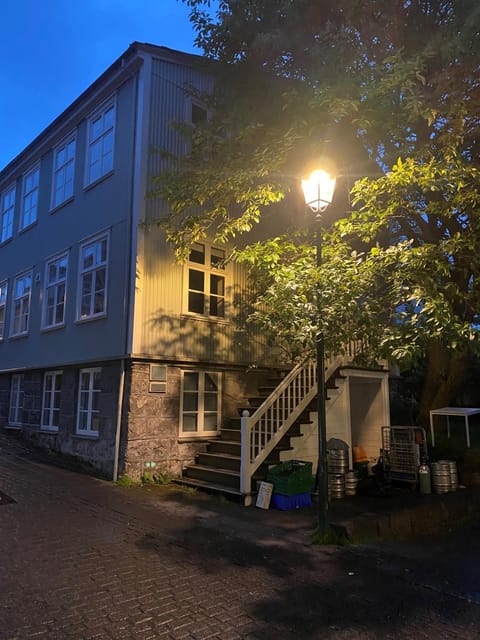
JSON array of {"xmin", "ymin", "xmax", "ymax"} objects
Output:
[
  {"xmin": 219, "ymin": 428, "xmax": 241, "ymax": 442},
  {"xmin": 237, "ymin": 408, "xmax": 313, "ymax": 422},
  {"xmin": 257, "ymin": 386, "xmax": 277, "ymax": 395},
  {"xmin": 183, "ymin": 464, "xmax": 240, "ymax": 489},
  {"xmin": 207, "ymin": 440, "xmax": 241, "ymax": 455},
  {"xmin": 173, "ymin": 477, "xmax": 247, "ymax": 499},
  {"xmin": 197, "ymin": 452, "xmax": 240, "ymax": 471},
  {"xmin": 225, "ymin": 417, "xmax": 242, "ymax": 429}
]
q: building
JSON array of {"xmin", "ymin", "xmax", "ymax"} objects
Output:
[{"xmin": 0, "ymin": 43, "xmax": 390, "ymax": 501}]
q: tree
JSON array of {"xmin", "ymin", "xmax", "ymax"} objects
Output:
[{"xmin": 154, "ymin": 0, "xmax": 480, "ymax": 425}]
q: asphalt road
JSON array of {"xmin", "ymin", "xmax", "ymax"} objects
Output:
[{"xmin": 1, "ymin": 437, "xmax": 479, "ymax": 639}]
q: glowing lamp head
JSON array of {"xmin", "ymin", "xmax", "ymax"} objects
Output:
[{"xmin": 301, "ymin": 169, "xmax": 336, "ymax": 213}]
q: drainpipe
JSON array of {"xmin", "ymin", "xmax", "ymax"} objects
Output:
[
  {"xmin": 112, "ymin": 359, "xmax": 126, "ymax": 482},
  {"xmin": 112, "ymin": 59, "xmax": 143, "ymax": 480}
]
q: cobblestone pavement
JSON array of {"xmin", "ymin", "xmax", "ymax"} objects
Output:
[{"xmin": 1, "ymin": 437, "xmax": 479, "ymax": 639}]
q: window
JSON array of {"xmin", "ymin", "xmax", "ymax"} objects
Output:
[
  {"xmin": 186, "ymin": 243, "xmax": 225, "ymax": 318},
  {"xmin": 191, "ymin": 102, "xmax": 208, "ymax": 125},
  {"xmin": 181, "ymin": 371, "xmax": 220, "ymax": 436},
  {"xmin": 149, "ymin": 364, "xmax": 167, "ymax": 393},
  {"xmin": 9, "ymin": 374, "xmax": 24, "ymax": 427},
  {"xmin": 77, "ymin": 234, "xmax": 108, "ymax": 320},
  {"xmin": 0, "ymin": 280, "xmax": 7, "ymax": 340},
  {"xmin": 52, "ymin": 137, "xmax": 75, "ymax": 208},
  {"xmin": 41, "ymin": 371, "xmax": 62, "ymax": 431},
  {"xmin": 43, "ymin": 253, "xmax": 68, "ymax": 328},
  {"xmin": 76, "ymin": 368, "xmax": 101, "ymax": 436},
  {"xmin": 1, "ymin": 185, "xmax": 16, "ymax": 243},
  {"xmin": 21, "ymin": 165, "xmax": 39, "ymax": 229},
  {"xmin": 86, "ymin": 102, "xmax": 115, "ymax": 185},
  {"xmin": 11, "ymin": 271, "xmax": 32, "ymax": 336}
]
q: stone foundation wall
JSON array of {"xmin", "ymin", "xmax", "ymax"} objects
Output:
[
  {"xmin": 0, "ymin": 358, "xmax": 280, "ymax": 482},
  {"xmin": 0, "ymin": 362, "xmax": 121, "ymax": 478},
  {"xmin": 120, "ymin": 361, "xmax": 270, "ymax": 481}
]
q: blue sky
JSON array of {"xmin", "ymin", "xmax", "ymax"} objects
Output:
[{"xmin": 0, "ymin": 0, "xmax": 202, "ymax": 169}]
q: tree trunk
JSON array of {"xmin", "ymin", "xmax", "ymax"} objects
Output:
[{"xmin": 417, "ymin": 340, "xmax": 469, "ymax": 427}]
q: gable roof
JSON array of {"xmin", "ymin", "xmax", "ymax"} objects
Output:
[{"xmin": 0, "ymin": 43, "xmax": 206, "ymax": 181}]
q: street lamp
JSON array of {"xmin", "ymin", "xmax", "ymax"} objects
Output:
[{"xmin": 301, "ymin": 168, "xmax": 336, "ymax": 535}]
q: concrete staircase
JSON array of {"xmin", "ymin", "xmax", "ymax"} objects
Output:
[
  {"xmin": 176, "ymin": 371, "xmax": 333, "ymax": 500},
  {"xmin": 177, "ymin": 373, "xmax": 313, "ymax": 498}
]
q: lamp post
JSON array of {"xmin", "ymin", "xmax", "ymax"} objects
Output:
[{"xmin": 301, "ymin": 169, "xmax": 336, "ymax": 535}]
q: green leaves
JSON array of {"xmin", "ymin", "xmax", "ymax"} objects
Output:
[{"xmin": 153, "ymin": 1, "xmax": 480, "ymax": 373}]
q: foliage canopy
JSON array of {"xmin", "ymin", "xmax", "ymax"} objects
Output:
[{"xmin": 154, "ymin": 0, "xmax": 480, "ymax": 417}]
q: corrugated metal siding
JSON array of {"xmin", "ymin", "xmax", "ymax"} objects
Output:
[
  {"xmin": 145, "ymin": 58, "xmax": 213, "ymax": 221},
  {"xmin": 133, "ymin": 56, "xmax": 281, "ymax": 368},
  {"xmin": 133, "ymin": 227, "xmax": 278, "ymax": 366},
  {"xmin": 0, "ymin": 76, "xmax": 137, "ymax": 371}
]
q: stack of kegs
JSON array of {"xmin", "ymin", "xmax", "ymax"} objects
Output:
[
  {"xmin": 344, "ymin": 470, "xmax": 360, "ymax": 496},
  {"xmin": 431, "ymin": 460, "xmax": 458, "ymax": 494},
  {"xmin": 327, "ymin": 448, "xmax": 349, "ymax": 474},
  {"xmin": 328, "ymin": 473, "xmax": 345, "ymax": 499},
  {"xmin": 327, "ymin": 447, "xmax": 350, "ymax": 499}
]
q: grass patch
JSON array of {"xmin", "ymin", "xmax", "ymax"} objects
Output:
[{"xmin": 116, "ymin": 474, "xmax": 140, "ymax": 487}]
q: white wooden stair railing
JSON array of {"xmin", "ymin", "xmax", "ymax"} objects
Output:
[{"xmin": 239, "ymin": 356, "xmax": 342, "ymax": 496}]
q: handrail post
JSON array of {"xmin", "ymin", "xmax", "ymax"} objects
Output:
[{"xmin": 240, "ymin": 410, "xmax": 250, "ymax": 495}]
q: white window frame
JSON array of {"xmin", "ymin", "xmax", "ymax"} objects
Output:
[
  {"xmin": 41, "ymin": 370, "xmax": 62, "ymax": 432},
  {"xmin": 0, "ymin": 280, "xmax": 7, "ymax": 340},
  {"xmin": 11, "ymin": 271, "xmax": 32, "ymax": 337},
  {"xmin": 184, "ymin": 242, "xmax": 226, "ymax": 318},
  {"xmin": 21, "ymin": 164, "xmax": 40, "ymax": 230},
  {"xmin": 77, "ymin": 232, "xmax": 109, "ymax": 321},
  {"xmin": 1, "ymin": 184, "xmax": 16, "ymax": 243},
  {"xmin": 85, "ymin": 100, "xmax": 116, "ymax": 186},
  {"xmin": 9, "ymin": 374, "xmax": 24, "ymax": 427},
  {"xmin": 180, "ymin": 370, "xmax": 221, "ymax": 437},
  {"xmin": 76, "ymin": 368, "xmax": 101, "ymax": 436},
  {"xmin": 51, "ymin": 135, "xmax": 76, "ymax": 209},
  {"xmin": 43, "ymin": 252, "xmax": 68, "ymax": 329}
]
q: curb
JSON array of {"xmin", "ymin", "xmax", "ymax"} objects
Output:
[{"xmin": 332, "ymin": 488, "xmax": 480, "ymax": 542}]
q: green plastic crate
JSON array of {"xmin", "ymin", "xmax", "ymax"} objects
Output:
[{"xmin": 267, "ymin": 460, "xmax": 314, "ymax": 496}]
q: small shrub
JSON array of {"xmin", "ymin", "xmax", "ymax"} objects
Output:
[
  {"xmin": 141, "ymin": 471, "xmax": 171, "ymax": 486},
  {"xmin": 116, "ymin": 474, "xmax": 138, "ymax": 487}
]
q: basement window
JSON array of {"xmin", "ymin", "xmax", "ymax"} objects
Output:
[{"xmin": 149, "ymin": 364, "xmax": 167, "ymax": 393}]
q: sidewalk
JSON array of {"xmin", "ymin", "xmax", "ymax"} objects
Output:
[{"xmin": 1, "ymin": 428, "xmax": 479, "ymax": 544}]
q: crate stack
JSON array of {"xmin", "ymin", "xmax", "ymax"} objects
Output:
[{"xmin": 266, "ymin": 460, "xmax": 314, "ymax": 510}]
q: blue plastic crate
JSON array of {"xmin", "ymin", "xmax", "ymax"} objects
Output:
[{"xmin": 271, "ymin": 492, "xmax": 312, "ymax": 511}]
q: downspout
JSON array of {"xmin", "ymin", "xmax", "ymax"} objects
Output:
[
  {"xmin": 112, "ymin": 62, "xmax": 143, "ymax": 481},
  {"xmin": 113, "ymin": 360, "xmax": 126, "ymax": 481}
]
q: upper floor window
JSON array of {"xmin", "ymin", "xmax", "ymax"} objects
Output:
[
  {"xmin": 21, "ymin": 165, "xmax": 40, "ymax": 230},
  {"xmin": 77, "ymin": 233, "xmax": 109, "ymax": 320},
  {"xmin": 1, "ymin": 185, "xmax": 16, "ymax": 243},
  {"xmin": 86, "ymin": 102, "xmax": 115, "ymax": 185},
  {"xmin": 186, "ymin": 243, "xmax": 225, "ymax": 318},
  {"xmin": 43, "ymin": 253, "xmax": 68, "ymax": 329},
  {"xmin": 9, "ymin": 374, "xmax": 24, "ymax": 427},
  {"xmin": 0, "ymin": 280, "xmax": 7, "ymax": 340},
  {"xmin": 191, "ymin": 102, "xmax": 208, "ymax": 126},
  {"xmin": 11, "ymin": 271, "xmax": 32, "ymax": 336},
  {"xmin": 52, "ymin": 136, "xmax": 75, "ymax": 209}
]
